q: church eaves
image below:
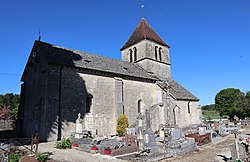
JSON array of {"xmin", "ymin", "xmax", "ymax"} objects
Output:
[
  {"xmin": 157, "ymin": 80, "xmax": 199, "ymax": 101},
  {"xmin": 21, "ymin": 41, "xmax": 158, "ymax": 82},
  {"xmin": 120, "ymin": 18, "xmax": 170, "ymax": 50}
]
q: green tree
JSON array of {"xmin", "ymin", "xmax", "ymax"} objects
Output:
[
  {"xmin": 116, "ymin": 115, "xmax": 129, "ymax": 136},
  {"xmin": 245, "ymin": 91, "xmax": 250, "ymax": 116},
  {"xmin": 215, "ymin": 88, "xmax": 247, "ymax": 119},
  {"xmin": 201, "ymin": 104, "xmax": 215, "ymax": 111},
  {"xmin": 0, "ymin": 93, "xmax": 20, "ymax": 120},
  {"xmin": 0, "ymin": 105, "xmax": 10, "ymax": 120},
  {"xmin": 0, "ymin": 95, "xmax": 4, "ymax": 110}
]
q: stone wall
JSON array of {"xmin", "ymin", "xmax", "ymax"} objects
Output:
[
  {"xmin": 123, "ymin": 79, "xmax": 159, "ymax": 126},
  {"xmin": 0, "ymin": 120, "xmax": 17, "ymax": 139},
  {"xmin": 74, "ymin": 72, "xmax": 163, "ymax": 137},
  {"xmin": 175, "ymin": 100, "xmax": 201, "ymax": 128},
  {"xmin": 121, "ymin": 40, "xmax": 171, "ymax": 80},
  {"xmin": 20, "ymin": 51, "xmax": 49, "ymax": 140},
  {"xmin": 79, "ymin": 72, "xmax": 116, "ymax": 137},
  {"xmin": 0, "ymin": 120, "xmax": 15, "ymax": 131}
]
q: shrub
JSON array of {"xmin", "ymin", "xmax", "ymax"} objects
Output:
[
  {"xmin": 8, "ymin": 152, "xmax": 21, "ymax": 162},
  {"xmin": 35, "ymin": 152, "xmax": 52, "ymax": 162},
  {"xmin": 0, "ymin": 105, "xmax": 10, "ymax": 120},
  {"xmin": 55, "ymin": 138, "xmax": 71, "ymax": 149},
  {"xmin": 116, "ymin": 115, "xmax": 129, "ymax": 136}
]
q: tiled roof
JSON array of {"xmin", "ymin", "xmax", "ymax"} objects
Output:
[
  {"xmin": 35, "ymin": 41, "xmax": 158, "ymax": 81},
  {"xmin": 157, "ymin": 80, "xmax": 199, "ymax": 101},
  {"xmin": 120, "ymin": 18, "xmax": 170, "ymax": 50}
]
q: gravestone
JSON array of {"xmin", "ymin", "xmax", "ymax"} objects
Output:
[
  {"xmin": 234, "ymin": 115, "xmax": 239, "ymax": 121},
  {"xmin": 230, "ymin": 141, "xmax": 247, "ymax": 160},
  {"xmin": 125, "ymin": 134, "xmax": 137, "ymax": 147},
  {"xmin": 164, "ymin": 127, "xmax": 183, "ymax": 141},
  {"xmin": 143, "ymin": 128, "xmax": 158, "ymax": 155},
  {"xmin": 145, "ymin": 109, "xmax": 150, "ymax": 129},
  {"xmin": 137, "ymin": 117, "xmax": 144, "ymax": 150},
  {"xmin": 75, "ymin": 113, "xmax": 83, "ymax": 138},
  {"xmin": 171, "ymin": 128, "xmax": 182, "ymax": 140},
  {"xmin": 159, "ymin": 128, "xmax": 165, "ymax": 142},
  {"xmin": 199, "ymin": 127, "xmax": 206, "ymax": 135},
  {"xmin": 126, "ymin": 128, "xmax": 136, "ymax": 135}
]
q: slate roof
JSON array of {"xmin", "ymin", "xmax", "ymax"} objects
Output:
[
  {"xmin": 157, "ymin": 80, "xmax": 199, "ymax": 101},
  {"xmin": 30, "ymin": 41, "xmax": 158, "ymax": 81},
  {"xmin": 22, "ymin": 40, "xmax": 198, "ymax": 101},
  {"xmin": 120, "ymin": 18, "xmax": 170, "ymax": 50}
]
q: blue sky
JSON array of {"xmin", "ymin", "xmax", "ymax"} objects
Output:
[{"xmin": 0, "ymin": 0, "xmax": 249, "ymax": 106}]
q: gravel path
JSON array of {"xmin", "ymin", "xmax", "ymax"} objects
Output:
[{"xmin": 164, "ymin": 126, "xmax": 250, "ymax": 162}]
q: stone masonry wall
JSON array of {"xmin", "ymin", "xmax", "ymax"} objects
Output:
[
  {"xmin": 123, "ymin": 79, "xmax": 159, "ymax": 127},
  {"xmin": 175, "ymin": 100, "xmax": 201, "ymax": 128},
  {"xmin": 78, "ymin": 72, "xmax": 116, "ymax": 137},
  {"xmin": 73, "ymin": 73, "xmax": 163, "ymax": 137},
  {"xmin": 0, "ymin": 120, "xmax": 15, "ymax": 131},
  {"xmin": 59, "ymin": 68, "xmax": 88, "ymax": 139},
  {"xmin": 21, "ymin": 52, "xmax": 49, "ymax": 141},
  {"xmin": 121, "ymin": 40, "xmax": 171, "ymax": 80},
  {"xmin": 137, "ymin": 59, "xmax": 171, "ymax": 80}
]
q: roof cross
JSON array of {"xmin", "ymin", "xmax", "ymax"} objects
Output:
[
  {"xmin": 141, "ymin": 4, "xmax": 145, "ymax": 18},
  {"xmin": 38, "ymin": 31, "xmax": 41, "ymax": 41}
]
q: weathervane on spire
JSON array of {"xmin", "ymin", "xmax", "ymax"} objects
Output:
[{"xmin": 141, "ymin": 4, "xmax": 145, "ymax": 18}]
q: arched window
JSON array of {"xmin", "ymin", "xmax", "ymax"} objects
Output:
[
  {"xmin": 129, "ymin": 49, "xmax": 133, "ymax": 62},
  {"xmin": 138, "ymin": 99, "xmax": 142, "ymax": 113},
  {"xmin": 159, "ymin": 47, "xmax": 162, "ymax": 61},
  {"xmin": 133, "ymin": 47, "xmax": 137, "ymax": 61},
  {"xmin": 155, "ymin": 46, "xmax": 158, "ymax": 60}
]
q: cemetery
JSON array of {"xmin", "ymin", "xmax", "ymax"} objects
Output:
[
  {"xmin": 37, "ymin": 114, "xmax": 250, "ymax": 161},
  {"xmin": 1, "ymin": 112, "xmax": 250, "ymax": 161}
]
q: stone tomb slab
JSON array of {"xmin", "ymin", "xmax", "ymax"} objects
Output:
[{"xmin": 111, "ymin": 146, "xmax": 139, "ymax": 156}]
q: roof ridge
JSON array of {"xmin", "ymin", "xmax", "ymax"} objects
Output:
[
  {"xmin": 33, "ymin": 41, "xmax": 158, "ymax": 81},
  {"xmin": 120, "ymin": 18, "xmax": 170, "ymax": 50}
]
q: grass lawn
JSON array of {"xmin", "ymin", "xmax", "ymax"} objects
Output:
[{"xmin": 202, "ymin": 110, "xmax": 228, "ymax": 120}]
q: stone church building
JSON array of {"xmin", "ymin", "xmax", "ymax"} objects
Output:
[{"xmin": 19, "ymin": 18, "xmax": 202, "ymax": 141}]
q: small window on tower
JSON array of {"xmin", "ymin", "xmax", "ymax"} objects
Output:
[
  {"xmin": 129, "ymin": 49, "xmax": 133, "ymax": 62},
  {"xmin": 155, "ymin": 46, "xmax": 158, "ymax": 60},
  {"xmin": 133, "ymin": 47, "xmax": 137, "ymax": 61},
  {"xmin": 159, "ymin": 47, "xmax": 162, "ymax": 61}
]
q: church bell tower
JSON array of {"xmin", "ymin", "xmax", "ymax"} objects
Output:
[{"xmin": 120, "ymin": 18, "xmax": 171, "ymax": 80}]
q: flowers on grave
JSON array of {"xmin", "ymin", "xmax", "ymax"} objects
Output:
[
  {"xmin": 91, "ymin": 145, "xmax": 98, "ymax": 151},
  {"xmin": 103, "ymin": 147, "xmax": 112, "ymax": 155},
  {"xmin": 72, "ymin": 143, "xmax": 79, "ymax": 148},
  {"xmin": 90, "ymin": 145, "xmax": 99, "ymax": 154}
]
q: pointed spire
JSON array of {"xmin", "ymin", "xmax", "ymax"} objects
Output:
[{"xmin": 120, "ymin": 18, "xmax": 170, "ymax": 51}]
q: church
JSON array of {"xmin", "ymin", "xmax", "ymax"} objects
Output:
[{"xmin": 19, "ymin": 18, "xmax": 202, "ymax": 141}]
